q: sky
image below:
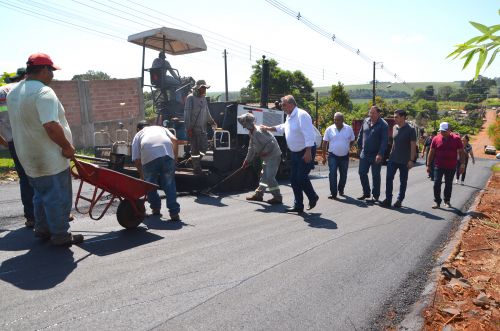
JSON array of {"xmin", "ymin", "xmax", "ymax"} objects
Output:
[{"xmin": 1, "ymin": 0, "xmax": 499, "ymax": 93}]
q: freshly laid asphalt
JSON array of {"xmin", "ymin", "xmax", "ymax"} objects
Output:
[{"xmin": 0, "ymin": 158, "xmax": 495, "ymax": 330}]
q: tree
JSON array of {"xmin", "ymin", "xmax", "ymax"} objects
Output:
[
  {"xmin": 72, "ymin": 70, "xmax": 112, "ymax": 81},
  {"xmin": 463, "ymin": 76, "xmax": 497, "ymax": 102},
  {"xmin": 424, "ymin": 85, "xmax": 435, "ymax": 100},
  {"xmin": 243, "ymin": 58, "xmax": 314, "ymax": 108},
  {"xmin": 316, "ymin": 82, "xmax": 352, "ymax": 130},
  {"xmin": 412, "ymin": 88, "xmax": 427, "ymax": 101},
  {"xmin": 330, "ymin": 82, "xmax": 352, "ymax": 111},
  {"xmin": 437, "ymin": 85, "xmax": 454, "ymax": 101},
  {"xmin": 447, "ymin": 10, "xmax": 500, "ymax": 80},
  {"xmin": 449, "ymin": 89, "xmax": 468, "ymax": 102}
]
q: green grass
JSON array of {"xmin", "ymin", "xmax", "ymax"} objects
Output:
[
  {"xmin": 492, "ymin": 163, "xmax": 500, "ymax": 172},
  {"xmin": 0, "ymin": 149, "xmax": 15, "ymax": 171},
  {"xmin": 0, "ymin": 148, "xmax": 96, "ymax": 177}
]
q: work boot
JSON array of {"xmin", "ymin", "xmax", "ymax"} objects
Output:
[
  {"xmin": 34, "ymin": 229, "xmax": 51, "ymax": 240},
  {"xmin": 51, "ymin": 234, "xmax": 84, "ymax": 246},
  {"xmin": 266, "ymin": 196, "xmax": 282, "ymax": 205},
  {"xmin": 151, "ymin": 208, "xmax": 162, "ymax": 216},
  {"xmin": 25, "ymin": 218, "xmax": 35, "ymax": 228},
  {"xmin": 169, "ymin": 213, "xmax": 180, "ymax": 221},
  {"xmin": 246, "ymin": 193, "xmax": 263, "ymax": 202}
]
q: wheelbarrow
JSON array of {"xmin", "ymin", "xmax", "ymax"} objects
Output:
[{"xmin": 70, "ymin": 158, "xmax": 159, "ymax": 229}]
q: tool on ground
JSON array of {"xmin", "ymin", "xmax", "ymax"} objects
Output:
[{"xmin": 202, "ymin": 166, "xmax": 246, "ymax": 194}]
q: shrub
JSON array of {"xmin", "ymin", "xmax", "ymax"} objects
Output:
[{"xmin": 487, "ymin": 118, "xmax": 500, "ymax": 150}]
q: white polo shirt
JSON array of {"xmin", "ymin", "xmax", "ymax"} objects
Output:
[
  {"xmin": 323, "ymin": 123, "xmax": 355, "ymax": 157},
  {"xmin": 132, "ymin": 126, "xmax": 176, "ymax": 165},
  {"xmin": 275, "ymin": 107, "xmax": 316, "ymax": 152}
]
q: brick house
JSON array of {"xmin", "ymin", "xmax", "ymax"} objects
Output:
[{"xmin": 51, "ymin": 78, "xmax": 144, "ymax": 148}]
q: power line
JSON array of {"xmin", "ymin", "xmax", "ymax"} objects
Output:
[
  {"xmin": 265, "ymin": 0, "xmax": 415, "ymax": 90},
  {"xmin": 3, "ymin": 0, "xmax": 372, "ymax": 87}
]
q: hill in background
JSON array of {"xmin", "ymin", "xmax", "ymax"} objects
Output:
[{"xmin": 208, "ymin": 81, "xmax": 467, "ymax": 101}]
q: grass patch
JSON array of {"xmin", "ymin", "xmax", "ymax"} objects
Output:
[
  {"xmin": 0, "ymin": 148, "xmax": 96, "ymax": 178},
  {"xmin": 0, "ymin": 149, "xmax": 15, "ymax": 170},
  {"xmin": 492, "ymin": 163, "xmax": 500, "ymax": 172}
]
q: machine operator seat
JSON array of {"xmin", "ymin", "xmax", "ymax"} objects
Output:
[{"xmin": 149, "ymin": 67, "xmax": 182, "ymax": 89}]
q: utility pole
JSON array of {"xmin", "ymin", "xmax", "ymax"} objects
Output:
[
  {"xmin": 223, "ymin": 49, "xmax": 228, "ymax": 102},
  {"xmin": 315, "ymin": 91, "xmax": 319, "ymax": 129},
  {"xmin": 372, "ymin": 61, "xmax": 376, "ymax": 105}
]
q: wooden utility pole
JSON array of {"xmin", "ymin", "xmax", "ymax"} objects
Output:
[
  {"xmin": 372, "ymin": 61, "xmax": 376, "ymax": 105},
  {"xmin": 224, "ymin": 49, "xmax": 229, "ymax": 101},
  {"xmin": 315, "ymin": 91, "xmax": 319, "ymax": 129}
]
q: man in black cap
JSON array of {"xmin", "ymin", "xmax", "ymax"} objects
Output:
[
  {"xmin": 184, "ymin": 79, "xmax": 217, "ymax": 175},
  {"xmin": 0, "ymin": 68, "xmax": 35, "ymax": 227}
]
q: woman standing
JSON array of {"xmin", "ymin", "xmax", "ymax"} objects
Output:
[{"xmin": 456, "ymin": 135, "xmax": 475, "ymax": 185}]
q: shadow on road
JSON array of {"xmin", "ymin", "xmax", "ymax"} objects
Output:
[
  {"xmin": 300, "ymin": 212, "xmax": 338, "ymax": 229},
  {"xmin": 193, "ymin": 193, "xmax": 228, "ymax": 207},
  {"xmin": 78, "ymin": 227, "xmax": 162, "ymax": 256},
  {"xmin": 0, "ymin": 227, "xmax": 38, "ymax": 251},
  {"xmin": 143, "ymin": 216, "xmax": 189, "ymax": 230},
  {"xmin": 334, "ymin": 194, "xmax": 369, "ymax": 208},
  {"xmin": 392, "ymin": 206, "xmax": 446, "ymax": 220},
  {"xmin": 0, "ymin": 238, "xmax": 78, "ymax": 290}
]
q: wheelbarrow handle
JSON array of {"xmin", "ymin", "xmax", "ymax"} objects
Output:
[{"xmin": 71, "ymin": 157, "xmax": 95, "ymax": 179}]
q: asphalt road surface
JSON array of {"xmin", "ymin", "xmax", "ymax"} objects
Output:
[{"xmin": 0, "ymin": 158, "xmax": 496, "ymax": 330}]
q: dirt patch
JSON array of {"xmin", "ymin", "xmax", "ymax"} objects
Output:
[
  {"xmin": 422, "ymin": 170, "xmax": 500, "ymax": 330},
  {"xmin": 471, "ymin": 109, "xmax": 498, "ymax": 160},
  {"xmin": 0, "ymin": 170, "xmax": 18, "ymax": 183}
]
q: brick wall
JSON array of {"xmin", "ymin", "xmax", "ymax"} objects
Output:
[{"xmin": 51, "ymin": 78, "xmax": 144, "ymax": 148}]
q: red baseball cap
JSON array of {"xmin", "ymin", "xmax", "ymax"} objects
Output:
[{"xmin": 26, "ymin": 53, "xmax": 61, "ymax": 70}]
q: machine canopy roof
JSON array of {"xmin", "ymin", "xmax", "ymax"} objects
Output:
[{"xmin": 127, "ymin": 27, "xmax": 207, "ymax": 55}]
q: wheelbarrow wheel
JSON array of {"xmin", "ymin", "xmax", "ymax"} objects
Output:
[{"xmin": 116, "ymin": 200, "xmax": 145, "ymax": 229}]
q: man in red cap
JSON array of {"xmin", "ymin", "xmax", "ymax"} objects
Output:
[{"xmin": 7, "ymin": 53, "xmax": 83, "ymax": 246}]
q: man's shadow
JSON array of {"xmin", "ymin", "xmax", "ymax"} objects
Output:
[
  {"xmin": 0, "ymin": 238, "xmax": 79, "ymax": 290},
  {"xmin": 300, "ymin": 212, "xmax": 338, "ymax": 229},
  {"xmin": 142, "ymin": 215, "xmax": 189, "ymax": 230},
  {"xmin": 380, "ymin": 205, "xmax": 448, "ymax": 220},
  {"xmin": 334, "ymin": 194, "xmax": 369, "ymax": 208},
  {"xmin": 193, "ymin": 192, "xmax": 228, "ymax": 207}
]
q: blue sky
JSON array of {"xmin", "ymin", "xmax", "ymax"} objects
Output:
[{"xmin": 1, "ymin": 0, "xmax": 499, "ymax": 92}]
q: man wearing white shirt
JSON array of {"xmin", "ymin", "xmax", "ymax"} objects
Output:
[
  {"xmin": 322, "ymin": 112, "xmax": 355, "ymax": 199},
  {"xmin": 262, "ymin": 95, "xmax": 319, "ymax": 214},
  {"xmin": 132, "ymin": 121, "xmax": 180, "ymax": 221}
]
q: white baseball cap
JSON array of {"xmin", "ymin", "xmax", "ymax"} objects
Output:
[{"xmin": 439, "ymin": 122, "xmax": 449, "ymax": 131}]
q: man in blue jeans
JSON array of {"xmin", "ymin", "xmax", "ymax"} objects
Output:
[
  {"xmin": 322, "ymin": 112, "xmax": 355, "ymax": 199},
  {"xmin": 426, "ymin": 122, "xmax": 465, "ymax": 209},
  {"xmin": 357, "ymin": 106, "xmax": 388, "ymax": 202},
  {"xmin": 131, "ymin": 121, "xmax": 181, "ymax": 221},
  {"xmin": 381, "ymin": 110, "xmax": 417, "ymax": 208},
  {"xmin": 7, "ymin": 53, "xmax": 82, "ymax": 246},
  {"xmin": 0, "ymin": 68, "xmax": 35, "ymax": 227},
  {"xmin": 262, "ymin": 95, "xmax": 319, "ymax": 214}
]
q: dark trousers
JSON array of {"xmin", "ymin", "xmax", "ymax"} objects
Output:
[
  {"xmin": 385, "ymin": 161, "xmax": 409, "ymax": 203},
  {"xmin": 8, "ymin": 141, "xmax": 34, "ymax": 220},
  {"xmin": 433, "ymin": 167, "xmax": 455, "ymax": 204},
  {"xmin": 358, "ymin": 155, "xmax": 382, "ymax": 198},
  {"xmin": 456, "ymin": 158, "xmax": 469, "ymax": 181},
  {"xmin": 328, "ymin": 153, "xmax": 349, "ymax": 196},
  {"xmin": 290, "ymin": 146, "xmax": 318, "ymax": 209}
]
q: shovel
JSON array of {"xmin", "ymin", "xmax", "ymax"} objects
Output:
[{"xmin": 202, "ymin": 166, "xmax": 246, "ymax": 195}]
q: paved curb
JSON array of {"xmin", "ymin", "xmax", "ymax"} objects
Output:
[{"xmin": 397, "ymin": 177, "xmax": 491, "ymax": 331}]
